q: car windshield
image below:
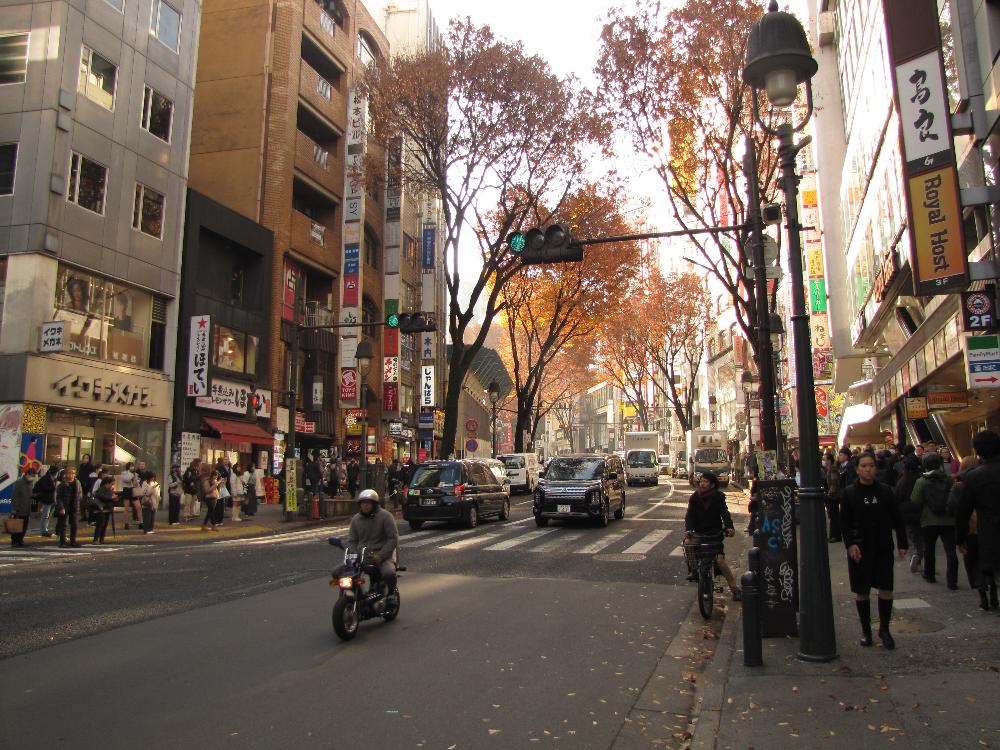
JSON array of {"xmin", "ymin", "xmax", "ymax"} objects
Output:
[
  {"xmin": 658, "ymin": 455, "xmax": 669, "ymax": 464},
  {"xmin": 627, "ymin": 450, "xmax": 657, "ymax": 468},
  {"xmin": 501, "ymin": 456, "xmax": 525, "ymax": 469},
  {"xmin": 694, "ymin": 448, "xmax": 729, "ymax": 463},
  {"xmin": 545, "ymin": 458, "xmax": 604, "ymax": 481},
  {"xmin": 409, "ymin": 464, "xmax": 461, "ymax": 487}
]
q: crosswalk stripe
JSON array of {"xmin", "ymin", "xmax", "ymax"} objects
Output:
[
  {"xmin": 439, "ymin": 534, "xmax": 500, "ymax": 551},
  {"xmin": 528, "ymin": 532, "xmax": 582, "ymax": 553},
  {"xmin": 401, "ymin": 526, "xmax": 482, "ymax": 548},
  {"xmin": 573, "ymin": 531, "xmax": 629, "ymax": 555},
  {"xmin": 483, "ymin": 528, "xmax": 556, "ymax": 551},
  {"xmin": 623, "ymin": 529, "xmax": 672, "ymax": 555},
  {"xmin": 669, "ymin": 545, "xmax": 686, "ymax": 557}
]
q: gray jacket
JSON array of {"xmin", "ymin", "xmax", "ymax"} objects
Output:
[
  {"xmin": 10, "ymin": 476, "xmax": 34, "ymax": 516},
  {"xmin": 347, "ymin": 507, "xmax": 398, "ymax": 561}
]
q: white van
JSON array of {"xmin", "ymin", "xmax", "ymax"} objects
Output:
[
  {"xmin": 625, "ymin": 449, "xmax": 659, "ymax": 486},
  {"xmin": 498, "ymin": 453, "xmax": 540, "ymax": 494}
]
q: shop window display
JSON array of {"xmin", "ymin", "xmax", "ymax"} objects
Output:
[{"xmin": 212, "ymin": 323, "xmax": 259, "ymax": 376}]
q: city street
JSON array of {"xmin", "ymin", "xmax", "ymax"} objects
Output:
[{"xmin": 1, "ymin": 479, "xmax": 750, "ymax": 749}]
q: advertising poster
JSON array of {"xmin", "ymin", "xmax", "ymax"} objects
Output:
[
  {"xmin": 343, "ymin": 275, "xmax": 359, "ymax": 307},
  {"xmin": 0, "ymin": 403, "xmax": 24, "ymax": 512},
  {"xmin": 285, "ymin": 458, "xmax": 298, "ymax": 512}
]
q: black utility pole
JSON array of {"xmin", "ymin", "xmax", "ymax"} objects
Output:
[
  {"xmin": 284, "ymin": 288, "xmax": 301, "ymax": 521},
  {"xmin": 743, "ymin": 137, "xmax": 778, "ymax": 453}
]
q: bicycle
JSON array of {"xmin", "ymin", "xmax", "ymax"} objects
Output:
[{"xmin": 685, "ymin": 530, "xmax": 726, "ymax": 619}]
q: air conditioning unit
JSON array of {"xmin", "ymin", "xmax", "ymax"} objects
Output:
[{"xmin": 817, "ymin": 11, "xmax": 835, "ymax": 48}]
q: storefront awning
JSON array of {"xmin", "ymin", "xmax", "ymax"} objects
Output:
[
  {"xmin": 202, "ymin": 418, "xmax": 273, "ymax": 443},
  {"xmin": 837, "ymin": 404, "xmax": 876, "ymax": 447}
]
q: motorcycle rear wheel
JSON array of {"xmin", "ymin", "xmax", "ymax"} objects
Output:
[
  {"xmin": 333, "ymin": 597, "xmax": 360, "ymax": 640},
  {"xmin": 383, "ymin": 589, "xmax": 401, "ymax": 621}
]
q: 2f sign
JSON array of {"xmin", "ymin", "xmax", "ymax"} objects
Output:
[{"xmin": 962, "ymin": 287, "xmax": 998, "ymax": 332}]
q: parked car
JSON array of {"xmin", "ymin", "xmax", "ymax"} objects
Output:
[
  {"xmin": 658, "ymin": 454, "xmax": 671, "ymax": 476},
  {"xmin": 403, "ymin": 459, "xmax": 510, "ymax": 530},
  {"xmin": 484, "ymin": 458, "xmax": 512, "ymax": 499},
  {"xmin": 533, "ymin": 454, "xmax": 626, "ymax": 527},
  {"xmin": 498, "ymin": 453, "xmax": 540, "ymax": 494}
]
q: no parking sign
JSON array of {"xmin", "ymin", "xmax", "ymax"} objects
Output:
[{"xmin": 465, "ymin": 438, "xmax": 478, "ymax": 453}]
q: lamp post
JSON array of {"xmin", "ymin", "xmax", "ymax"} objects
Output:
[
  {"xmin": 744, "ymin": 0, "xmax": 836, "ymax": 662},
  {"xmin": 488, "ymin": 381, "xmax": 500, "ymax": 458},
  {"xmin": 769, "ymin": 311, "xmax": 787, "ymax": 471},
  {"xmin": 740, "ymin": 370, "xmax": 758, "ymax": 482},
  {"xmin": 355, "ymin": 338, "xmax": 374, "ymax": 493}
]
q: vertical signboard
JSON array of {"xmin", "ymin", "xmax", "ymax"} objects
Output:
[
  {"xmin": 422, "ymin": 227, "xmax": 435, "ymax": 270},
  {"xmin": 282, "ymin": 260, "xmax": 301, "ymax": 321},
  {"xmin": 751, "ymin": 479, "xmax": 799, "ymax": 638},
  {"xmin": 187, "ymin": 315, "xmax": 210, "ymax": 396},
  {"xmin": 883, "ymin": 0, "xmax": 969, "ymax": 295},
  {"xmin": 340, "ymin": 86, "xmax": 367, "ymax": 408},
  {"xmin": 421, "ymin": 366, "xmax": 435, "ymax": 407}
]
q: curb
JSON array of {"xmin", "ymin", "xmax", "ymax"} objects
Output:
[{"xmin": 689, "ymin": 596, "xmax": 741, "ymax": 749}]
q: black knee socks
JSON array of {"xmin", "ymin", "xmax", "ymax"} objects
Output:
[
  {"xmin": 856, "ymin": 599, "xmax": 872, "ymax": 644},
  {"xmin": 877, "ymin": 597, "xmax": 893, "ymax": 631}
]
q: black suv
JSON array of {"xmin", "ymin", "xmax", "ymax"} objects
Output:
[
  {"xmin": 402, "ymin": 459, "xmax": 510, "ymax": 531},
  {"xmin": 533, "ymin": 454, "xmax": 626, "ymax": 527}
]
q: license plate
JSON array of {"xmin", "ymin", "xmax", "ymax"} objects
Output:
[
  {"xmin": 421, "ymin": 498, "xmax": 438, "ymax": 506},
  {"xmin": 557, "ymin": 504, "xmax": 571, "ymax": 513}
]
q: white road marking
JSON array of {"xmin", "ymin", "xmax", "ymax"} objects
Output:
[
  {"xmin": 483, "ymin": 528, "xmax": 556, "ymax": 551},
  {"xmin": 528, "ymin": 532, "xmax": 583, "ymax": 553},
  {"xmin": 631, "ymin": 497, "xmax": 671, "ymax": 520},
  {"xmin": 401, "ymin": 526, "xmax": 482, "ymax": 548},
  {"xmin": 439, "ymin": 534, "xmax": 501, "ymax": 550},
  {"xmin": 623, "ymin": 529, "xmax": 673, "ymax": 555},
  {"xmin": 215, "ymin": 527, "xmax": 348, "ymax": 546},
  {"xmin": 573, "ymin": 531, "xmax": 629, "ymax": 555},
  {"xmin": 669, "ymin": 545, "xmax": 686, "ymax": 557}
]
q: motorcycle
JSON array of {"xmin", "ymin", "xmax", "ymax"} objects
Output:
[{"xmin": 328, "ymin": 537, "xmax": 403, "ymax": 640}]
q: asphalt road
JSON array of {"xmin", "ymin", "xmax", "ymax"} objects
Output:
[{"xmin": 1, "ymin": 477, "xmax": 750, "ymax": 749}]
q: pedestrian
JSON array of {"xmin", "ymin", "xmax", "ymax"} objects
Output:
[
  {"xmin": 33, "ymin": 465, "xmax": 59, "ymax": 537},
  {"xmin": 139, "ymin": 471, "xmax": 160, "ymax": 534},
  {"xmin": 230, "ymin": 463, "xmax": 246, "ymax": 521},
  {"xmin": 243, "ymin": 463, "xmax": 259, "ymax": 518},
  {"xmin": 78, "ymin": 454, "xmax": 97, "ymax": 521},
  {"xmin": 841, "ymin": 452, "xmax": 908, "ymax": 649},
  {"xmin": 955, "ymin": 430, "xmax": 1000, "ymax": 611},
  {"xmin": 215, "ymin": 457, "xmax": 231, "ymax": 525},
  {"xmin": 305, "ymin": 452, "xmax": 323, "ymax": 508},
  {"xmin": 347, "ymin": 458, "xmax": 360, "ymax": 498},
  {"xmin": 181, "ymin": 459, "xmax": 201, "ymax": 521},
  {"xmin": 823, "ymin": 452, "xmax": 842, "ymax": 543},
  {"xmin": 950, "ymin": 455, "xmax": 981, "ymax": 592},
  {"xmin": 167, "ymin": 464, "xmax": 182, "ymax": 526},
  {"xmin": 121, "ymin": 461, "xmax": 139, "ymax": 530},
  {"xmin": 55, "ymin": 466, "xmax": 85, "ymax": 548},
  {"xmin": 940, "ymin": 446, "xmax": 960, "ymax": 475},
  {"xmin": 247, "ymin": 462, "xmax": 265, "ymax": 517},
  {"xmin": 894, "ymin": 453, "xmax": 924, "ymax": 573},
  {"xmin": 682, "ymin": 471, "xmax": 741, "ymax": 601},
  {"xmin": 911, "ymin": 452, "xmax": 959, "ymax": 588},
  {"xmin": 201, "ymin": 470, "xmax": 224, "ymax": 532},
  {"xmin": 91, "ymin": 475, "xmax": 116, "ymax": 544},
  {"xmin": 7, "ymin": 466, "xmax": 37, "ymax": 547}
]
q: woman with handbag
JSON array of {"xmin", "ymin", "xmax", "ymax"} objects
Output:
[
  {"xmin": 139, "ymin": 472, "xmax": 161, "ymax": 534},
  {"xmin": 7, "ymin": 466, "xmax": 37, "ymax": 547},
  {"xmin": 201, "ymin": 471, "xmax": 223, "ymax": 532},
  {"xmin": 55, "ymin": 467, "xmax": 84, "ymax": 547},
  {"xmin": 91, "ymin": 476, "xmax": 116, "ymax": 544}
]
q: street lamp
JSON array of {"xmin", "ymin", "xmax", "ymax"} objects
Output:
[
  {"xmin": 355, "ymin": 338, "xmax": 374, "ymax": 493},
  {"xmin": 488, "ymin": 381, "xmax": 500, "ymax": 459},
  {"xmin": 744, "ymin": 0, "xmax": 836, "ymax": 662}
]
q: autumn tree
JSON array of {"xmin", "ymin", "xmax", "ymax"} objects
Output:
[
  {"xmin": 496, "ymin": 183, "xmax": 643, "ymax": 452},
  {"xmin": 596, "ymin": 0, "xmax": 785, "ymax": 399},
  {"xmin": 645, "ymin": 270, "xmax": 713, "ymax": 433},
  {"xmin": 364, "ymin": 20, "xmax": 603, "ymax": 458}
]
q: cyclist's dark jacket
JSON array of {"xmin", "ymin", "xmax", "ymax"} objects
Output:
[{"xmin": 685, "ymin": 489, "xmax": 734, "ymax": 535}]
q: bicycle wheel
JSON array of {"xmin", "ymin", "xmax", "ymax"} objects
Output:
[{"xmin": 698, "ymin": 566, "xmax": 714, "ymax": 619}]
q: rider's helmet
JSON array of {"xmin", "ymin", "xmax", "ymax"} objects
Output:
[{"xmin": 357, "ymin": 489, "xmax": 380, "ymax": 517}]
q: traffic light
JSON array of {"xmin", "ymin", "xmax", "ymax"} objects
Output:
[
  {"xmin": 507, "ymin": 223, "xmax": 583, "ymax": 264},
  {"xmin": 397, "ymin": 312, "xmax": 436, "ymax": 333},
  {"xmin": 385, "ymin": 312, "xmax": 400, "ymax": 328},
  {"xmin": 248, "ymin": 386, "xmax": 262, "ymax": 416}
]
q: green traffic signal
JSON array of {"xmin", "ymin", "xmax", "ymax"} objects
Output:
[
  {"xmin": 507, "ymin": 232, "xmax": 527, "ymax": 253},
  {"xmin": 386, "ymin": 312, "xmax": 400, "ymax": 328}
]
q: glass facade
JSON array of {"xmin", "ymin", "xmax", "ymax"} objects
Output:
[{"xmin": 42, "ymin": 409, "xmax": 165, "ymax": 483}]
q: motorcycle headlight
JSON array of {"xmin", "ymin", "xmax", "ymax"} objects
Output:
[{"xmin": 338, "ymin": 577, "xmax": 354, "ymax": 589}]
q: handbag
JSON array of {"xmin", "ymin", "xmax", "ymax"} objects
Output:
[
  {"xmin": 4, "ymin": 517, "xmax": 25, "ymax": 535},
  {"xmin": 220, "ymin": 484, "xmax": 231, "ymax": 499}
]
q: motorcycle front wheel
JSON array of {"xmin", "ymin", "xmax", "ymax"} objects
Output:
[
  {"xmin": 383, "ymin": 589, "xmax": 401, "ymax": 621},
  {"xmin": 333, "ymin": 596, "xmax": 360, "ymax": 640}
]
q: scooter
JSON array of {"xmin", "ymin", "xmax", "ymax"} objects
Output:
[{"xmin": 328, "ymin": 537, "xmax": 403, "ymax": 640}]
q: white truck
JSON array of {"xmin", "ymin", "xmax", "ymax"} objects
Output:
[
  {"xmin": 624, "ymin": 431, "xmax": 660, "ymax": 486},
  {"xmin": 685, "ymin": 430, "xmax": 732, "ymax": 487}
]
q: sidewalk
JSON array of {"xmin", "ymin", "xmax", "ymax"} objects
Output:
[
  {"xmin": 15, "ymin": 497, "xmax": 372, "ymax": 547},
  {"xmin": 692, "ymin": 540, "xmax": 1000, "ymax": 749}
]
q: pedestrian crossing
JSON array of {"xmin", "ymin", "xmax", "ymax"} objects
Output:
[{"xmin": 0, "ymin": 545, "xmax": 132, "ymax": 568}]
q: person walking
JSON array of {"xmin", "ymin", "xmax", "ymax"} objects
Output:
[
  {"xmin": 955, "ymin": 430, "xmax": 1000, "ymax": 611},
  {"xmin": 201, "ymin": 470, "xmax": 224, "ymax": 532},
  {"xmin": 911, "ymin": 452, "xmax": 959, "ymax": 588},
  {"xmin": 181, "ymin": 459, "xmax": 202, "ymax": 521},
  {"xmin": 7, "ymin": 466, "xmax": 37, "ymax": 547},
  {"xmin": 120, "ymin": 462, "xmax": 139, "ymax": 530},
  {"xmin": 950, "ymin": 456, "xmax": 982, "ymax": 592},
  {"xmin": 55, "ymin": 466, "xmax": 85, "ymax": 548},
  {"xmin": 33, "ymin": 465, "xmax": 59, "ymax": 537},
  {"xmin": 91, "ymin": 475, "xmax": 116, "ymax": 544},
  {"xmin": 139, "ymin": 471, "xmax": 160, "ymax": 534},
  {"xmin": 230, "ymin": 463, "xmax": 246, "ymax": 521},
  {"xmin": 215, "ymin": 457, "xmax": 231, "ymax": 525},
  {"xmin": 823, "ymin": 452, "xmax": 842, "ymax": 543},
  {"xmin": 167, "ymin": 464, "xmax": 182, "ymax": 526},
  {"xmin": 894, "ymin": 450, "xmax": 923, "ymax": 573},
  {"xmin": 841, "ymin": 452, "xmax": 908, "ymax": 649},
  {"xmin": 347, "ymin": 458, "xmax": 360, "ymax": 498}
]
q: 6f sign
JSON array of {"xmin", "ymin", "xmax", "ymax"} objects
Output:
[{"xmin": 962, "ymin": 286, "xmax": 998, "ymax": 332}]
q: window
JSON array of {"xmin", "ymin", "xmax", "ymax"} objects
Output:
[
  {"xmin": 0, "ymin": 33, "xmax": 29, "ymax": 85},
  {"xmin": 78, "ymin": 46, "xmax": 117, "ymax": 109},
  {"xmin": 67, "ymin": 152, "xmax": 107, "ymax": 215},
  {"xmin": 132, "ymin": 184, "xmax": 165, "ymax": 238},
  {"xmin": 149, "ymin": 0, "xmax": 181, "ymax": 52},
  {"xmin": 0, "ymin": 143, "xmax": 16, "ymax": 194},
  {"xmin": 140, "ymin": 85, "xmax": 173, "ymax": 142},
  {"xmin": 357, "ymin": 33, "xmax": 376, "ymax": 67},
  {"xmin": 403, "ymin": 234, "xmax": 419, "ymax": 267},
  {"xmin": 212, "ymin": 324, "xmax": 259, "ymax": 375}
]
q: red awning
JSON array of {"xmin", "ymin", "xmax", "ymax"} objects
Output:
[{"xmin": 202, "ymin": 418, "xmax": 273, "ymax": 443}]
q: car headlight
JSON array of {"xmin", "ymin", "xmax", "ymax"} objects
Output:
[{"xmin": 588, "ymin": 490, "xmax": 601, "ymax": 506}]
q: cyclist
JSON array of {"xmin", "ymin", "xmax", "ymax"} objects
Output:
[{"xmin": 683, "ymin": 471, "xmax": 742, "ymax": 601}]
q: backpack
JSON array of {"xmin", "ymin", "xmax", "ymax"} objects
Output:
[
  {"xmin": 923, "ymin": 472, "xmax": 953, "ymax": 516},
  {"xmin": 945, "ymin": 482, "xmax": 964, "ymax": 517}
]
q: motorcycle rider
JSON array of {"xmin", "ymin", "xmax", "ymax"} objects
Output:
[{"xmin": 347, "ymin": 489, "xmax": 399, "ymax": 592}]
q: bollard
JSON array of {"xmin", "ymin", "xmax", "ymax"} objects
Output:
[
  {"xmin": 310, "ymin": 492, "xmax": 320, "ymax": 521},
  {"xmin": 741, "ymin": 569, "xmax": 763, "ymax": 666}
]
